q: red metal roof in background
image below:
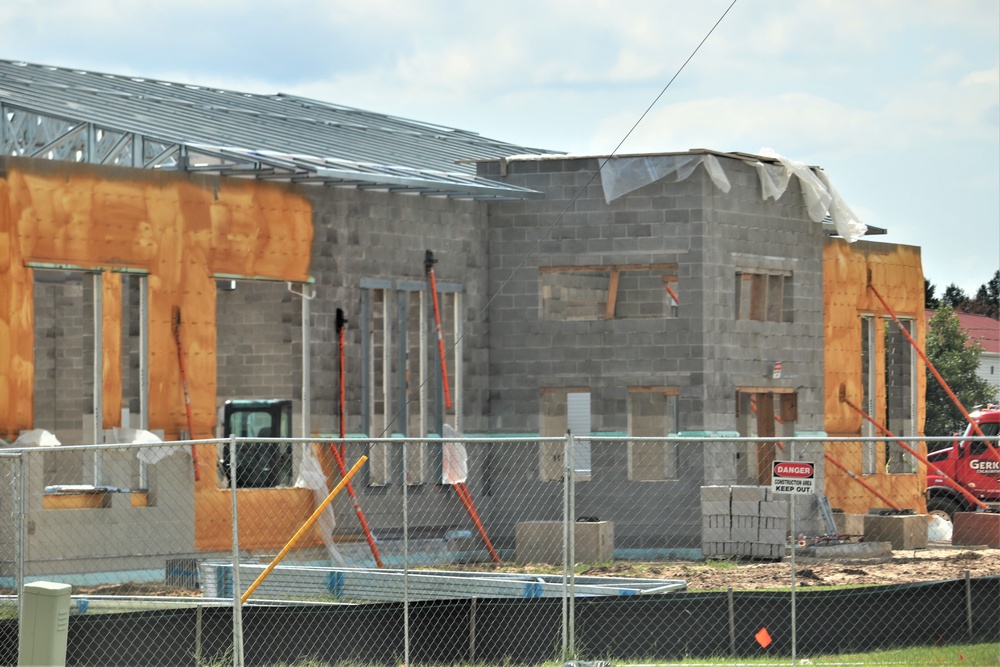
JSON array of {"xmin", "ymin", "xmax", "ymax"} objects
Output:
[{"xmin": 926, "ymin": 309, "xmax": 1000, "ymax": 354}]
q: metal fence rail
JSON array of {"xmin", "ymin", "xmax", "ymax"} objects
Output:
[{"xmin": 0, "ymin": 435, "xmax": 997, "ymax": 665}]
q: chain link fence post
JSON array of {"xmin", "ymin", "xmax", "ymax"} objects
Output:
[
  {"xmin": 229, "ymin": 434, "xmax": 244, "ymax": 667},
  {"xmin": 402, "ymin": 438, "xmax": 410, "ymax": 667}
]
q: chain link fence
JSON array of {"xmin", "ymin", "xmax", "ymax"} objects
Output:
[{"xmin": 0, "ymin": 435, "xmax": 997, "ymax": 666}]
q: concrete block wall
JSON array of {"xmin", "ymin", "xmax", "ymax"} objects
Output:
[
  {"xmin": 481, "ymin": 154, "xmax": 826, "ymax": 438},
  {"xmin": 303, "ymin": 187, "xmax": 493, "ymax": 438},
  {"xmin": 477, "ymin": 154, "xmax": 829, "ymax": 546},
  {"xmin": 216, "ymin": 280, "xmax": 299, "ymax": 410},
  {"xmin": 697, "ymin": 158, "xmax": 825, "ymax": 435},
  {"xmin": 482, "ymin": 156, "xmax": 704, "ymax": 436}
]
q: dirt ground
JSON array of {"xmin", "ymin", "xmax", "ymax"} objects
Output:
[
  {"xmin": 70, "ymin": 545, "xmax": 999, "ymax": 596},
  {"xmin": 446, "ymin": 545, "xmax": 1000, "ymax": 591}
]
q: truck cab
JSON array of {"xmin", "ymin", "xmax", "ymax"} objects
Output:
[
  {"xmin": 218, "ymin": 399, "xmax": 293, "ymax": 488},
  {"xmin": 926, "ymin": 405, "xmax": 1000, "ymax": 520}
]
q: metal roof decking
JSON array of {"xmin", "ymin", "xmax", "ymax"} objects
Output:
[{"xmin": 0, "ymin": 59, "xmax": 555, "ymax": 199}]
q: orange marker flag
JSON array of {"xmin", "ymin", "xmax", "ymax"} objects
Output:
[{"xmin": 755, "ymin": 627, "xmax": 773, "ymax": 648}]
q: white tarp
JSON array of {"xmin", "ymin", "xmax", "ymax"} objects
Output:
[
  {"xmin": 442, "ymin": 423, "xmax": 468, "ymax": 486},
  {"xmin": 294, "ymin": 444, "xmax": 347, "ymax": 567},
  {"xmin": 112, "ymin": 427, "xmax": 181, "ymax": 465},
  {"xmin": 599, "ymin": 149, "xmax": 866, "ymax": 243},
  {"xmin": 12, "ymin": 429, "xmax": 61, "ymax": 447}
]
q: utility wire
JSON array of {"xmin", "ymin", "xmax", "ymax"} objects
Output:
[{"xmin": 374, "ymin": 0, "xmax": 740, "ymax": 439}]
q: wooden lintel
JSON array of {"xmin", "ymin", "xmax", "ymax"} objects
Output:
[
  {"xmin": 605, "ymin": 269, "xmax": 621, "ymax": 320},
  {"xmin": 539, "ymin": 263, "xmax": 678, "ymax": 274},
  {"xmin": 737, "ymin": 387, "xmax": 796, "ymax": 394},
  {"xmin": 627, "ymin": 386, "xmax": 680, "ymax": 395}
]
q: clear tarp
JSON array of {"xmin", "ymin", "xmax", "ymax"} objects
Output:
[
  {"xmin": 599, "ymin": 150, "xmax": 867, "ymax": 243},
  {"xmin": 442, "ymin": 423, "xmax": 468, "ymax": 485}
]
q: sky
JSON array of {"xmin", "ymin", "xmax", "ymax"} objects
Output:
[{"xmin": 2, "ymin": 0, "xmax": 998, "ymax": 297}]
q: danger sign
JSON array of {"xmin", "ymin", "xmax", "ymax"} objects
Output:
[{"xmin": 771, "ymin": 460, "xmax": 816, "ymax": 495}]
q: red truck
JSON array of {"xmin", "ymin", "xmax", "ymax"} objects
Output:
[{"xmin": 925, "ymin": 404, "xmax": 1000, "ymax": 520}]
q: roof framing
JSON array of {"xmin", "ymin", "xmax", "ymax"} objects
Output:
[{"xmin": 0, "ymin": 60, "xmax": 553, "ymax": 199}]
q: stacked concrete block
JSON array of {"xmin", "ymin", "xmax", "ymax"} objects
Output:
[{"xmin": 702, "ymin": 485, "xmax": 788, "ymax": 559}]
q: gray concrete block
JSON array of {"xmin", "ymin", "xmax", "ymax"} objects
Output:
[
  {"xmin": 701, "ymin": 527, "xmax": 730, "ymax": 542},
  {"xmin": 731, "ymin": 500, "xmax": 761, "ymax": 516},
  {"xmin": 758, "ymin": 528, "xmax": 787, "ymax": 544},
  {"xmin": 700, "ymin": 486, "xmax": 731, "ymax": 502},
  {"xmin": 701, "ymin": 500, "xmax": 730, "ymax": 516},
  {"xmin": 759, "ymin": 501, "xmax": 789, "ymax": 518}
]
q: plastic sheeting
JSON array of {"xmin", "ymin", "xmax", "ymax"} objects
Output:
[
  {"xmin": 442, "ymin": 423, "xmax": 468, "ymax": 485},
  {"xmin": 600, "ymin": 154, "xmax": 731, "ymax": 203},
  {"xmin": 112, "ymin": 427, "xmax": 180, "ymax": 466},
  {"xmin": 599, "ymin": 150, "xmax": 867, "ymax": 243},
  {"xmin": 11, "ymin": 428, "xmax": 61, "ymax": 447},
  {"xmin": 755, "ymin": 149, "xmax": 867, "ymax": 242},
  {"xmin": 294, "ymin": 444, "xmax": 347, "ymax": 567}
]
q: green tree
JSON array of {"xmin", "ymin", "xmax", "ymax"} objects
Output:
[
  {"xmin": 941, "ymin": 283, "xmax": 968, "ymax": 309},
  {"xmin": 924, "ymin": 279, "xmax": 940, "ymax": 309},
  {"xmin": 964, "ymin": 269, "xmax": 999, "ymax": 319},
  {"xmin": 924, "ymin": 305, "xmax": 998, "ymax": 436}
]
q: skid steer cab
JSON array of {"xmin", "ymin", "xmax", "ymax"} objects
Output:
[{"xmin": 218, "ymin": 399, "xmax": 293, "ymax": 489}]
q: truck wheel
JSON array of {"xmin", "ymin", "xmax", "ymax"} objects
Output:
[{"xmin": 926, "ymin": 496, "xmax": 961, "ymax": 522}]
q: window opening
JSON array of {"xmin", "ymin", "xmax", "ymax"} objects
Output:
[
  {"xmin": 628, "ymin": 388, "xmax": 679, "ymax": 481},
  {"xmin": 884, "ymin": 317, "xmax": 917, "ymax": 474},
  {"xmin": 735, "ymin": 270, "xmax": 792, "ymax": 322},
  {"xmin": 360, "ymin": 280, "xmax": 464, "ymax": 487},
  {"xmin": 540, "ymin": 263, "xmax": 679, "ymax": 321},
  {"xmin": 860, "ymin": 315, "xmax": 877, "ymax": 474},
  {"xmin": 736, "ymin": 389, "xmax": 797, "ymax": 485}
]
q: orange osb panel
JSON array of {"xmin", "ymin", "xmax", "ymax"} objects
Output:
[
  {"xmin": 823, "ymin": 239, "xmax": 926, "ymax": 435},
  {"xmin": 0, "ymin": 158, "xmax": 313, "ymax": 444},
  {"xmin": 195, "ymin": 486, "xmax": 325, "ymax": 552},
  {"xmin": 823, "ymin": 238, "xmax": 928, "ymax": 515},
  {"xmin": 823, "ymin": 437, "xmax": 928, "ymax": 515},
  {"xmin": 0, "ymin": 177, "xmax": 34, "ymax": 440}
]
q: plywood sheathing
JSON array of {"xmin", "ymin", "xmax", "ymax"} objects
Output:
[
  {"xmin": 0, "ymin": 175, "xmax": 33, "ymax": 438},
  {"xmin": 0, "ymin": 157, "xmax": 319, "ymax": 551},
  {"xmin": 823, "ymin": 238, "xmax": 927, "ymax": 514}
]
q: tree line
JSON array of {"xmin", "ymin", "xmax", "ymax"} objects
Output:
[{"xmin": 925, "ymin": 269, "xmax": 1000, "ymax": 319}]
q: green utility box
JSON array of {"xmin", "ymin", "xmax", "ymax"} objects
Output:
[{"xmin": 18, "ymin": 581, "xmax": 71, "ymax": 667}]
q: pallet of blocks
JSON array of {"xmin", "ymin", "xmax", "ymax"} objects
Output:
[{"xmin": 701, "ymin": 485, "xmax": 788, "ymax": 559}]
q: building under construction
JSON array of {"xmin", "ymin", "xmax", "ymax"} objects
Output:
[{"xmin": 0, "ymin": 60, "xmax": 929, "ymax": 561}]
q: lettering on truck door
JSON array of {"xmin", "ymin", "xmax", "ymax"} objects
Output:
[{"xmin": 961, "ymin": 421, "xmax": 1000, "ymax": 498}]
